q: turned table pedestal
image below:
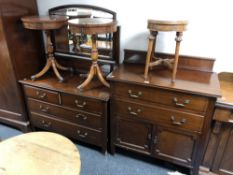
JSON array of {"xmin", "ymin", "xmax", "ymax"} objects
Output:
[
  {"xmin": 21, "ymin": 16, "xmax": 72, "ymax": 82},
  {"xmin": 69, "ymin": 18, "xmax": 117, "ymax": 89}
]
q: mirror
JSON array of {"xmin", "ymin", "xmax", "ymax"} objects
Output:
[{"xmin": 48, "ymin": 5, "xmax": 120, "ymax": 70}]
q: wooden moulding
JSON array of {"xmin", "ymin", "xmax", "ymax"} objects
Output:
[{"xmin": 123, "ymin": 49, "xmax": 215, "ymax": 72}]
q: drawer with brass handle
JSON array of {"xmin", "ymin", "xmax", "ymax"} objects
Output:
[
  {"xmin": 113, "ymin": 99, "xmax": 204, "ymax": 133},
  {"xmin": 61, "ymin": 93, "xmax": 104, "ymax": 115},
  {"xmin": 24, "ymin": 85, "xmax": 60, "ymax": 104},
  {"xmin": 28, "ymin": 99, "xmax": 103, "ymax": 131},
  {"xmin": 30, "ymin": 112, "xmax": 102, "ymax": 147},
  {"xmin": 112, "ymin": 82, "xmax": 209, "ymax": 114}
]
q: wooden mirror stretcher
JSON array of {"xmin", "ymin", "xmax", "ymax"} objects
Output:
[
  {"xmin": 69, "ymin": 18, "xmax": 117, "ymax": 89},
  {"xmin": 21, "ymin": 16, "xmax": 73, "ymax": 82},
  {"xmin": 144, "ymin": 20, "xmax": 188, "ymax": 83}
]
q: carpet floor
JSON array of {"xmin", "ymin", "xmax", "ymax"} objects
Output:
[{"xmin": 0, "ymin": 124, "xmax": 188, "ymax": 175}]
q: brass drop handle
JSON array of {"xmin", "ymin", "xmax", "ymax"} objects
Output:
[
  {"xmin": 77, "ymin": 130, "xmax": 88, "ymax": 138},
  {"xmin": 41, "ymin": 120, "xmax": 51, "ymax": 128},
  {"xmin": 36, "ymin": 91, "xmax": 46, "ymax": 99},
  {"xmin": 128, "ymin": 90, "xmax": 142, "ymax": 99},
  {"xmin": 171, "ymin": 116, "xmax": 186, "ymax": 126},
  {"xmin": 173, "ymin": 97, "xmax": 190, "ymax": 107},
  {"xmin": 39, "ymin": 105, "xmax": 49, "ymax": 113},
  {"xmin": 128, "ymin": 107, "xmax": 142, "ymax": 116},
  {"xmin": 153, "ymin": 136, "xmax": 159, "ymax": 144},
  {"xmin": 75, "ymin": 100, "xmax": 86, "ymax": 108},
  {"xmin": 76, "ymin": 113, "xmax": 88, "ymax": 120}
]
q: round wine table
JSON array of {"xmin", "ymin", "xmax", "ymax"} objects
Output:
[
  {"xmin": 0, "ymin": 132, "xmax": 81, "ymax": 175},
  {"xmin": 21, "ymin": 16, "xmax": 72, "ymax": 82},
  {"xmin": 68, "ymin": 18, "xmax": 117, "ymax": 89}
]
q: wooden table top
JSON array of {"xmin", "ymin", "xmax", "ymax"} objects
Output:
[
  {"xmin": 148, "ymin": 19, "xmax": 188, "ymax": 32},
  {"xmin": 217, "ymin": 72, "xmax": 233, "ymax": 107},
  {"xmin": 68, "ymin": 18, "xmax": 117, "ymax": 34},
  {"xmin": 0, "ymin": 132, "xmax": 81, "ymax": 175},
  {"xmin": 21, "ymin": 15, "xmax": 68, "ymax": 30}
]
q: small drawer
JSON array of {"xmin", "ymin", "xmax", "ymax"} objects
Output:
[
  {"xmin": 28, "ymin": 99, "xmax": 103, "ymax": 131},
  {"xmin": 61, "ymin": 93, "xmax": 104, "ymax": 115},
  {"xmin": 113, "ymin": 100, "xmax": 204, "ymax": 133},
  {"xmin": 112, "ymin": 82, "xmax": 209, "ymax": 114},
  {"xmin": 30, "ymin": 112, "xmax": 102, "ymax": 147},
  {"xmin": 24, "ymin": 85, "xmax": 60, "ymax": 104},
  {"xmin": 213, "ymin": 108, "xmax": 233, "ymax": 123}
]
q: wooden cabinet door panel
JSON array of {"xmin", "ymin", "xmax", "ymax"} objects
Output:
[
  {"xmin": 153, "ymin": 127, "xmax": 197, "ymax": 167},
  {"xmin": 115, "ymin": 117, "xmax": 152, "ymax": 154},
  {"xmin": 212, "ymin": 125, "xmax": 233, "ymax": 175}
]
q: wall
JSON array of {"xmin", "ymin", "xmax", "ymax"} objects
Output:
[{"xmin": 37, "ymin": 0, "xmax": 233, "ymax": 73}]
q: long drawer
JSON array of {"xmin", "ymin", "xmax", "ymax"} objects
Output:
[
  {"xmin": 113, "ymin": 99, "xmax": 204, "ymax": 133},
  {"xmin": 27, "ymin": 98, "xmax": 103, "ymax": 131},
  {"xmin": 61, "ymin": 93, "xmax": 104, "ymax": 115},
  {"xmin": 30, "ymin": 112, "xmax": 102, "ymax": 147},
  {"xmin": 24, "ymin": 85, "xmax": 60, "ymax": 104},
  {"xmin": 111, "ymin": 82, "xmax": 209, "ymax": 114}
]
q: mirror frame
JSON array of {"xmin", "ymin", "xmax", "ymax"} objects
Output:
[{"xmin": 48, "ymin": 4, "xmax": 120, "ymax": 73}]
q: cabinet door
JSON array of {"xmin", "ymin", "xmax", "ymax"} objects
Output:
[
  {"xmin": 153, "ymin": 126, "xmax": 197, "ymax": 167},
  {"xmin": 212, "ymin": 124, "xmax": 233, "ymax": 175},
  {"xmin": 115, "ymin": 117, "xmax": 152, "ymax": 154}
]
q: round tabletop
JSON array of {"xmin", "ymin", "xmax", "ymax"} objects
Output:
[
  {"xmin": 68, "ymin": 18, "xmax": 117, "ymax": 34},
  {"xmin": 21, "ymin": 15, "xmax": 68, "ymax": 30},
  {"xmin": 0, "ymin": 132, "xmax": 81, "ymax": 175},
  {"xmin": 147, "ymin": 19, "xmax": 188, "ymax": 32}
]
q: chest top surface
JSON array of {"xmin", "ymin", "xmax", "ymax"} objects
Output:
[
  {"xmin": 108, "ymin": 64, "xmax": 221, "ymax": 98},
  {"xmin": 19, "ymin": 74, "xmax": 109, "ymax": 101},
  {"xmin": 216, "ymin": 72, "xmax": 233, "ymax": 108}
]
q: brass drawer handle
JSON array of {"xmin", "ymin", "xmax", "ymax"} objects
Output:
[
  {"xmin": 171, "ymin": 116, "xmax": 186, "ymax": 126},
  {"xmin": 128, "ymin": 107, "xmax": 142, "ymax": 116},
  {"xmin": 41, "ymin": 120, "xmax": 51, "ymax": 128},
  {"xmin": 77, "ymin": 130, "xmax": 88, "ymax": 138},
  {"xmin": 75, "ymin": 100, "xmax": 86, "ymax": 108},
  {"xmin": 36, "ymin": 91, "xmax": 47, "ymax": 99},
  {"xmin": 173, "ymin": 97, "xmax": 190, "ymax": 107},
  {"xmin": 128, "ymin": 90, "xmax": 142, "ymax": 99},
  {"xmin": 75, "ymin": 113, "xmax": 88, "ymax": 120},
  {"xmin": 39, "ymin": 105, "xmax": 49, "ymax": 113},
  {"xmin": 153, "ymin": 136, "xmax": 159, "ymax": 144}
]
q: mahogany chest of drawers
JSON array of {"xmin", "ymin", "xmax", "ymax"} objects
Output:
[
  {"xmin": 20, "ymin": 74, "xmax": 109, "ymax": 153},
  {"xmin": 108, "ymin": 64, "xmax": 221, "ymax": 175}
]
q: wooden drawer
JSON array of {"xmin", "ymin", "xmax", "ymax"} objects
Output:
[
  {"xmin": 30, "ymin": 112, "xmax": 102, "ymax": 147},
  {"xmin": 27, "ymin": 99, "xmax": 103, "ymax": 131},
  {"xmin": 112, "ymin": 82, "xmax": 209, "ymax": 114},
  {"xmin": 113, "ymin": 99, "xmax": 204, "ymax": 133},
  {"xmin": 24, "ymin": 85, "xmax": 60, "ymax": 104},
  {"xmin": 213, "ymin": 108, "xmax": 233, "ymax": 123},
  {"xmin": 61, "ymin": 93, "xmax": 104, "ymax": 115}
]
